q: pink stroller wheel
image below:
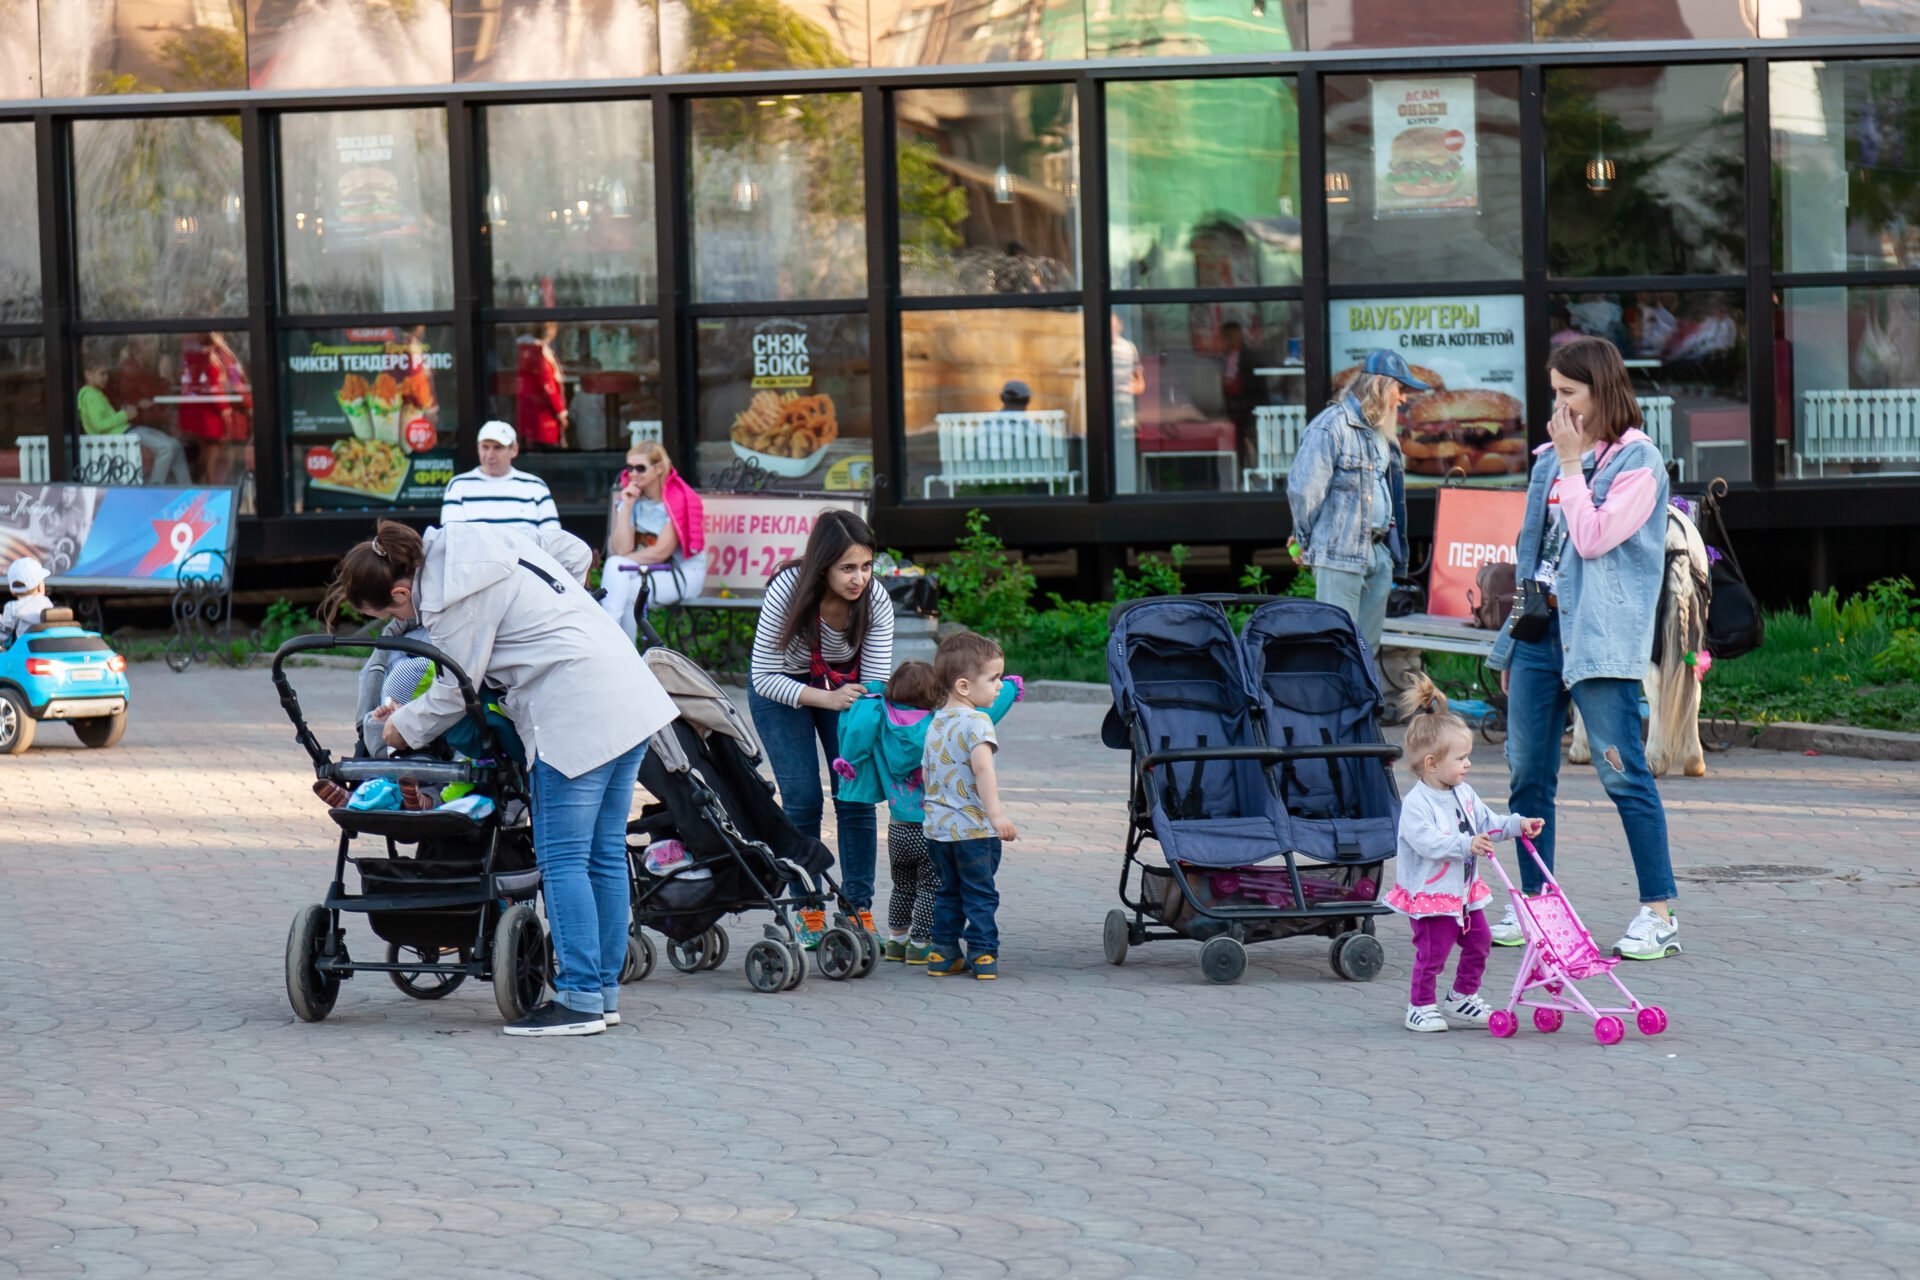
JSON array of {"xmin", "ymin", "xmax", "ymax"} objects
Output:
[
  {"xmin": 1532, "ymin": 1007, "xmax": 1564, "ymax": 1034},
  {"xmin": 1637, "ymin": 1006, "xmax": 1669, "ymax": 1036},
  {"xmin": 1488, "ymin": 1010, "xmax": 1518, "ymax": 1038},
  {"xmin": 1594, "ymin": 1016, "xmax": 1626, "ymax": 1045}
]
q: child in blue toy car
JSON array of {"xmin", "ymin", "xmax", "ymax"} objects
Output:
[{"xmin": 1, "ymin": 558, "xmax": 53, "ymax": 648}]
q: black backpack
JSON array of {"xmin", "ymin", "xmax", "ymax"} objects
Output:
[{"xmin": 1697, "ymin": 482, "xmax": 1764, "ymax": 660}]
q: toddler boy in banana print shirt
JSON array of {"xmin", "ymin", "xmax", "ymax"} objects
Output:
[{"xmin": 920, "ymin": 631, "xmax": 1018, "ymax": 980}]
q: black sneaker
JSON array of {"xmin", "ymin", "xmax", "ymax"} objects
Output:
[{"xmin": 503, "ymin": 1001, "xmax": 605, "ymax": 1037}]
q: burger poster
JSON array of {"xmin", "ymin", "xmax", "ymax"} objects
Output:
[
  {"xmin": 286, "ymin": 327, "xmax": 457, "ymax": 511},
  {"xmin": 1372, "ymin": 77, "xmax": 1479, "ymax": 218},
  {"xmin": 1329, "ymin": 295, "xmax": 1528, "ymax": 487}
]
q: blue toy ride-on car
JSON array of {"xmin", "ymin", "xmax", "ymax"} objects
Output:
[{"xmin": 0, "ymin": 608, "xmax": 132, "ymax": 754}]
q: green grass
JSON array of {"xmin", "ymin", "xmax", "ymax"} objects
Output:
[{"xmin": 1705, "ymin": 610, "xmax": 1920, "ymax": 732}]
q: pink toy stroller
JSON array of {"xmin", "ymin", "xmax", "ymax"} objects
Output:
[{"xmin": 1483, "ymin": 838, "xmax": 1670, "ymax": 1045}]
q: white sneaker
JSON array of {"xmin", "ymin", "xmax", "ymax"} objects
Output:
[
  {"xmin": 1489, "ymin": 905, "xmax": 1524, "ymax": 947},
  {"xmin": 1405, "ymin": 1003, "xmax": 1449, "ymax": 1033},
  {"xmin": 1443, "ymin": 990, "xmax": 1494, "ymax": 1025},
  {"xmin": 604, "ymin": 1011, "xmax": 621, "ymax": 1026},
  {"xmin": 1613, "ymin": 906, "xmax": 1681, "ymax": 960}
]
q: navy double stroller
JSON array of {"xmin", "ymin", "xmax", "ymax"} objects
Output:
[{"xmin": 1102, "ymin": 596, "xmax": 1402, "ymax": 984}]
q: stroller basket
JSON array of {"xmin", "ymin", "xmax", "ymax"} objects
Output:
[{"xmin": 328, "ymin": 807, "xmax": 489, "ymax": 841}]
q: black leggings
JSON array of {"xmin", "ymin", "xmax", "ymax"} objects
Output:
[{"xmin": 886, "ymin": 821, "xmax": 936, "ymax": 940}]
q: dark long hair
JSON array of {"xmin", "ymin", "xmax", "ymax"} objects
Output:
[
  {"xmin": 773, "ymin": 508, "xmax": 877, "ymax": 654},
  {"xmin": 321, "ymin": 521, "xmax": 425, "ymax": 629},
  {"xmin": 1547, "ymin": 336, "xmax": 1642, "ymax": 443}
]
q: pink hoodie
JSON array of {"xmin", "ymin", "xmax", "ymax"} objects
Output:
[
  {"xmin": 661, "ymin": 469, "xmax": 706, "ymax": 557},
  {"xmin": 1536, "ymin": 427, "xmax": 1661, "ymax": 561}
]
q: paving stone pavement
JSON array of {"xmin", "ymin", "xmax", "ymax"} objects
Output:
[{"xmin": 3, "ymin": 665, "xmax": 1919, "ymax": 1278}]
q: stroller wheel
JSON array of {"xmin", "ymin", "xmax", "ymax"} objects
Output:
[
  {"xmin": 492, "ymin": 904, "xmax": 550, "ymax": 1022},
  {"xmin": 1594, "ymin": 1016, "xmax": 1626, "ymax": 1046},
  {"xmin": 699, "ymin": 927, "xmax": 731, "ymax": 972},
  {"xmin": 285, "ymin": 904, "xmax": 341, "ymax": 1023},
  {"xmin": 1532, "ymin": 1007, "xmax": 1565, "ymax": 1034},
  {"xmin": 782, "ymin": 940, "xmax": 807, "ymax": 990},
  {"xmin": 667, "ymin": 934, "xmax": 709, "ymax": 973},
  {"xmin": 816, "ymin": 927, "xmax": 862, "ymax": 980},
  {"xmin": 1637, "ymin": 1005, "xmax": 1669, "ymax": 1037},
  {"xmin": 1329, "ymin": 932, "xmax": 1385, "ymax": 982},
  {"xmin": 1199, "ymin": 935, "xmax": 1247, "ymax": 985},
  {"xmin": 1489, "ymin": 1010, "xmax": 1518, "ymax": 1038},
  {"xmin": 621, "ymin": 931, "xmax": 656, "ymax": 984},
  {"xmin": 744, "ymin": 939, "xmax": 791, "ymax": 993},
  {"xmin": 849, "ymin": 929, "xmax": 879, "ymax": 979},
  {"xmin": 1103, "ymin": 909, "xmax": 1130, "ymax": 966},
  {"xmin": 387, "ymin": 943, "xmax": 469, "ymax": 999}
]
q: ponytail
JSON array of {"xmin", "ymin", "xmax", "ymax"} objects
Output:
[{"xmin": 1400, "ymin": 673, "xmax": 1470, "ymax": 776}]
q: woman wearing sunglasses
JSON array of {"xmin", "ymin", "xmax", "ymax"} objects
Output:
[{"xmin": 600, "ymin": 441, "xmax": 708, "ymax": 641}]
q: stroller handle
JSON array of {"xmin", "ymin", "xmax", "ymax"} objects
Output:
[
  {"xmin": 272, "ymin": 632, "xmax": 499, "ymax": 775},
  {"xmin": 1140, "ymin": 742, "xmax": 1401, "ymax": 772},
  {"xmin": 1107, "ymin": 592, "xmax": 1285, "ymax": 628}
]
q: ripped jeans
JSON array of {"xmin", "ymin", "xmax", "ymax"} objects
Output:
[{"xmin": 1504, "ymin": 616, "xmax": 1676, "ymax": 903}]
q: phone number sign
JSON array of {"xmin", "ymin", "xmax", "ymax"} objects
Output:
[{"xmin": 700, "ymin": 494, "xmax": 867, "ymax": 592}]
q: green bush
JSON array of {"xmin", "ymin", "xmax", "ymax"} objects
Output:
[
  {"xmin": 937, "ymin": 509, "xmax": 1037, "ymax": 641},
  {"xmin": 259, "ymin": 598, "xmax": 321, "ymax": 652}
]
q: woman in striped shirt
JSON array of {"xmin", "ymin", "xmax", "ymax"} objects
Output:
[{"xmin": 749, "ymin": 509, "xmax": 895, "ymax": 942}]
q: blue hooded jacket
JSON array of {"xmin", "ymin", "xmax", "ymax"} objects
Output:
[{"xmin": 834, "ymin": 678, "xmax": 1021, "ymax": 823}]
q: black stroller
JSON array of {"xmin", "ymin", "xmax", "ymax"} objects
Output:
[
  {"xmin": 274, "ymin": 634, "xmax": 550, "ymax": 1023},
  {"xmin": 623, "ymin": 647, "xmax": 878, "ymax": 993},
  {"xmin": 1101, "ymin": 595, "xmax": 1401, "ymax": 984}
]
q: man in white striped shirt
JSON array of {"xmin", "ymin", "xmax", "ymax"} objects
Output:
[{"xmin": 440, "ymin": 421, "xmax": 561, "ymax": 532}]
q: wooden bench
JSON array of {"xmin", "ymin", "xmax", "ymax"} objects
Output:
[
  {"xmin": 1797, "ymin": 389, "xmax": 1920, "ymax": 476},
  {"xmin": 1380, "ymin": 611, "xmax": 1497, "ymax": 659},
  {"xmin": 924, "ymin": 410, "xmax": 1078, "ymax": 498},
  {"xmin": 1244, "ymin": 404, "xmax": 1307, "ymax": 492}
]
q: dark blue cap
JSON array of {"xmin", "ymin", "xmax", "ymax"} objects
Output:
[{"xmin": 1362, "ymin": 349, "xmax": 1432, "ymax": 391}]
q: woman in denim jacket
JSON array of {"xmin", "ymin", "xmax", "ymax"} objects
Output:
[
  {"xmin": 1286, "ymin": 350, "xmax": 1419, "ymax": 664},
  {"xmin": 1486, "ymin": 337, "xmax": 1680, "ymax": 962}
]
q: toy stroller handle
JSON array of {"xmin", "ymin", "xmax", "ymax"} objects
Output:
[
  {"xmin": 272, "ymin": 632, "xmax": 498, "ymax": 774},
  {"xmin": 1516, "ymin": 835, "xmax": 1559, "ymax": 884}
]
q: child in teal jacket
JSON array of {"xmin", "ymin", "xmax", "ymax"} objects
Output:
[{"xmin": 833, "ymin": 660, "xmax": 1020, "ymax": 962}]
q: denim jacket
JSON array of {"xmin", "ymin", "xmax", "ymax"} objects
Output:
[
  {"xmin": 1487, "ymin": 430, "xmax": 1669, "ymax": 686},
  {"xmin": 1286, "ymin": 394, "xmax": 1409, "ymax": 575}
]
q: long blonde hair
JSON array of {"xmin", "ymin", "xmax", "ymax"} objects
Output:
[{"xmin": 1400, "ymin": 673, "xmax": 1470, "ymax": 780}]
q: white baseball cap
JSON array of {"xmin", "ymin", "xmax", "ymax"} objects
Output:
[
  {"xmin": 8, "ymin": 556, "xmax": 49, "ymax": 592},
  {"xmin": 477, "ymin": 420, "xmax": 517, "ymax": 448}
]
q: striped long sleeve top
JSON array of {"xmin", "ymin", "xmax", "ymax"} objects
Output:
[{"xmin": 749, "ymin": 566, "xmax": 895, "ymax": 706}]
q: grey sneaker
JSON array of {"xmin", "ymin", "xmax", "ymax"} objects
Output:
[
  {"xmin": 1405, "ymin": 1003, "xmax": 1449, "ymax": 1033},
  {"xmin": 1443, "ymin": 990, "xmax": 1494, "ymax": 1025},
  {"xmin": 1613, "ymin": 907, "xmax": 1681, "ymax": 960},
  {"xmin": 503, "ymin": 1001, "xmax": 605, "ymax": 1037},
  {"xmin": 1489, "ymin": 905, "xmax": 1524, "ymax": 947}
]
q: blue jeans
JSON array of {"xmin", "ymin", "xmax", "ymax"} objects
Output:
[
  {"xmin": 1315, "ymin": 538, "xmax": 1394, "ymax": 671},
  {"xmin": 531, "ymin": 741, "xmax": 647, "ymax": 1016},
  {"xmin": 1504, "ymin": 615, "xmax": 1676, "ymax": 904},
  {"xmin": 749, "ymin": 691, "xmax": 878, "ymax": 909},
  {"xmin": 928, "ymin": 836, "xmax": 1002, "ymax": 955}
]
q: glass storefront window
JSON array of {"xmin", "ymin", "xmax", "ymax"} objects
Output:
[
  {"xmin": 664, "ymin": 0, "xmax": 867, "ymax": 74},
  {"xmin": 484, "ymin": 101, "xmax": 657, "ymax": 308},
  {"xmin": 72, "ymin": 116, "xmax": 246, "ymax": 321},
  {"xmin": 0, "ymin": 123, "xmax": 39, "ymax": 323},
  {"xmin": 1781, "ymin": 286, "xmax": 1920, "ymax": 480},
  {"xmin": 1546, "ymin": 65, "xmax": 1746, "ymax": 279},
  {"xmin": 694, "ymin": 313, "xmax": 872, "ymax": 493},
  {"xmin": 1107, "ymin": 79, "xmax": 1301, "ymax": 290},
  {"xmin": 896, "ymin": 84, "xmax": 1080, "ymax": 296},
  {"xmin": 281, "ymin": 109, "xmax": 454, "ymax": 314},
  {"xmin": 75, "ymin": 332, "xmax": 252, "ymax": 488},
  {"xmin": 1774, "ymin": 61, "xmax": 1920, "ymax": 274},
  {"xmin": 1088, "ymin": 0, "xmax": 1301, "ymax": 58},
  {"xmin": 902, "ymin": 306, "xmax": 1084, "ymax": 499},
  {"xmin": 1761, "ymin": 0, "xmax": 1920, "ymax": 38},
  {"xmin": 1329, "ymin": 294, "xmax": 1529, "ymax": 488},
  {"xmin": 1534, "ymin": 0, "xmax": 1753, "ymax": 41},
  {"xmin": 690, "ymin": 94, "xmax": 866, "ymax": 303},
  {"xmin": 0, "ymin": 3, "xmax": 39, "ymax": 99},
  {"xmin": 284, "ymin": 324, "xmax": 457, "ymax": 513},
  {"xmin": 247, "ymin": 0, "xmax": 454, "ymax": 91},
  {"xmin": 1550, "ymin": 289, "xmax": 1750, "ymax": 482},
  {"xmin": 1324, "ymin": 72, "xmax": 1523, "ymax": 285},
  {"xmin": 0, "ymin": 338, "xmax": 45, "ymax": 482},
  {"xmin": 41, "ymin": 0, "xmax": 246, "ymax": 96},
  {"xmin": 455, "ymin": 0, "xmax": 659, "ymax": 81},
  {"xmin": 1113, "ymin": 301, "xmax": 1305, "ymax": 496},
  {"xmin": 487, "ymin": 320, "xmax": 663, "ymax": 504},
  {"xmin": 1306, "ymin": 0, "xmax": 1526, "ymax": 50},
  {"xmin": 873, "ymin": 0, "xmax": 1085, "ymax": 65}
]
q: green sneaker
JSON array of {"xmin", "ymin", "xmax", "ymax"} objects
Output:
[
  {"xmin": 881, "ymin": 937, "xmax": 907, "ymax": 963},
  {"xmin": 905, "ymin": 941, "xmax": 932, "ymax": 966},
  {"xmin": 926, "ymin": 949, "xmax": 969, "ymax": 977},
  {"xmin": 1612, "ymin": 907, "xmax": 1681, "ymax": 961}
]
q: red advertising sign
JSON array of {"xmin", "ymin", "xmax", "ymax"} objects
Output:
[{"xmin": 1427, "ymin": 485, "xmax": 1527, "ymax": 620}]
